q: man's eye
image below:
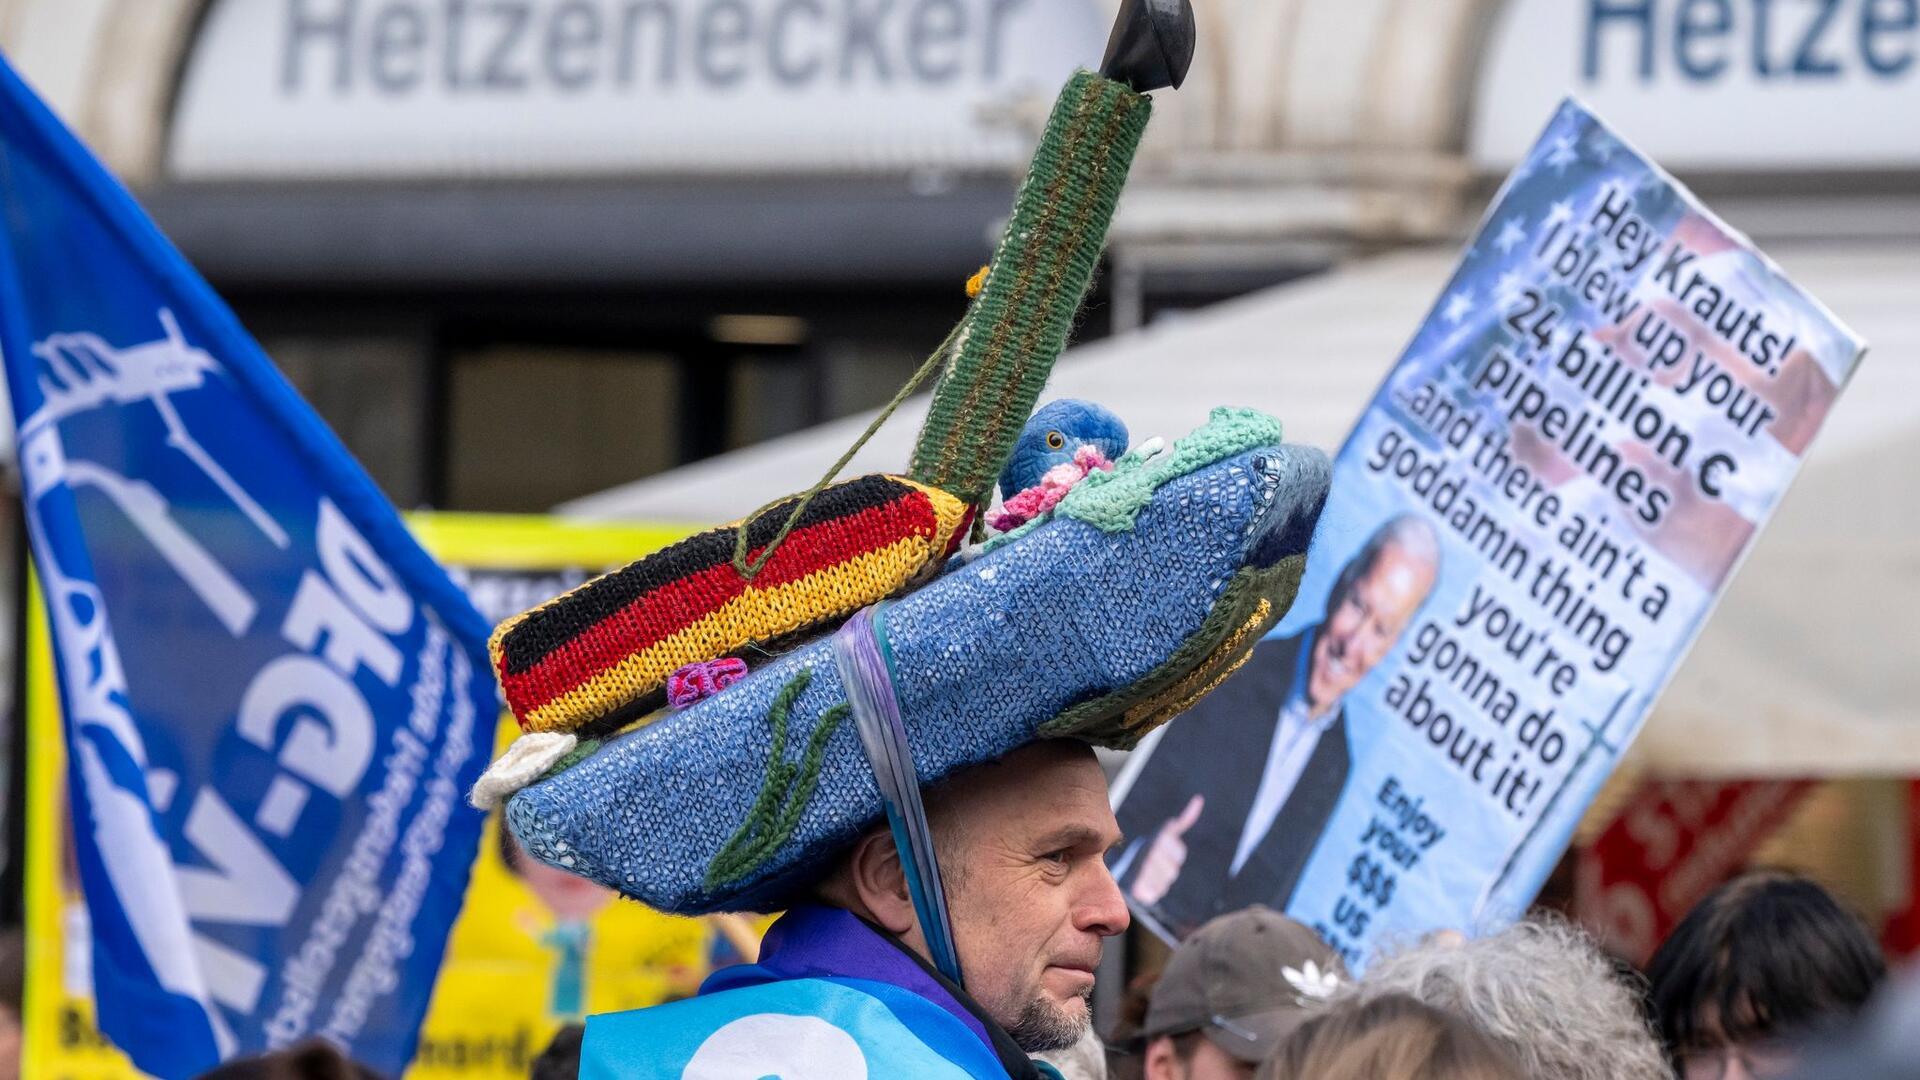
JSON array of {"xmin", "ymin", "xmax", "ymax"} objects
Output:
[{"xmin": 1041, "ymin": 849, "xmax": 1071, "ymax": 866}]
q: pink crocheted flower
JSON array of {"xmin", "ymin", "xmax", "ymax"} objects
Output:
[
  {"xmin": 667, "ymin": 657, "xmax": 750, "ymax": 709},
  {"xmin": 989, "ymin": 445, "xmax": 1115, "ymax": 532}
]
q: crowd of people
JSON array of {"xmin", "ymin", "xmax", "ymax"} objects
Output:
[
  {"xmin": 183, "ymin": 845, "xmax": 1912, "ymax": 1079},
  {"xmin": 1079, "ymin": 868, "xmax": 1897, "ymax": 1080},
  {"xmin": 944, "ymin": 745, "xmax": 1898, "ymax": 1080}
]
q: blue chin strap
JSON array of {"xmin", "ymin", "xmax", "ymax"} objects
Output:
[{"xmin": 832, "ymin": 604, "xmax": 965, "ymax": 986}]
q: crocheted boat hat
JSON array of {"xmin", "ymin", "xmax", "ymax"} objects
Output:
[
  {"xmin": 499, "ymin": 410, "xmax": 1329, "ymax": 913},
  {"xmin": 489, "ymin": 23, "xmax": 1175, "ymax": 738},
  {"xmin": 474, "ymin": 0, "xmax": 1337, "ymax": 914}
]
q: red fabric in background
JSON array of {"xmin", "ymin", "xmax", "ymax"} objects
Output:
[
  {"xmin": 1575, "ymin": 779, "xmax": 1816, "ymax": 967},
  {"xmin": 1878, "ymin": 780, "xmax": 1920, "ymax": 957}
]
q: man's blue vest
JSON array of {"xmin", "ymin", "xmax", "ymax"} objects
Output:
[
  {"xmin": 583, "ymin": 972, "xmax": 1008, "ymax": 1078},
  {"xmin": 580, "ymin": 905, "xmax": 1059, "ymax": 1079}
]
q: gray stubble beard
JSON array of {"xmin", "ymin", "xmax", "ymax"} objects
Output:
[{"xmin": 1006, "ymin": 986, "xmax": 1094, "ymax": 1053}]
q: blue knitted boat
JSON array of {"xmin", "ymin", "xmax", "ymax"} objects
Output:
[{"xmin": 503, "ymin": 409, "xmax": 1329, "ymax": 913}]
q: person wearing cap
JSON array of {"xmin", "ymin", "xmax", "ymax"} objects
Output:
[
  {"xmin": 1133, "ymin": 906, "xmax": 1346, "ymax": 1080},
  {"xmin": 542, "ymin": 738, "xmax": 1130, "ymax": 1079},
  {"xmin": 662, "ymin": 738, "xmax": 1132, "ymax": 1077}
]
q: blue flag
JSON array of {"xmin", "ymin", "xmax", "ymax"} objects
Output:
[{"xmin": 0, "ymin": 55, "xmax": 498, "ymax": 1077}]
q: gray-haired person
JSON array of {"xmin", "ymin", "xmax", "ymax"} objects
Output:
[{"xmin": 1339, "ymin": 918, "xmax": 1672, "ymax": 1080}]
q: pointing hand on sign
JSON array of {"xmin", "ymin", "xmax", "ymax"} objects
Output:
[{"xmin": 1129, "ymin": 794, "xmax": 1204, "ymax": 907}]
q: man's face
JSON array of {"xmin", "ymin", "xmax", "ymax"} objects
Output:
[
  {"xmin": 934, "ymin": 742, "xmax": 1130, "ymax": 1052},
  {"xmin": 1308, "ymin": 541, "xmax": 1433, "ymax": 713}
]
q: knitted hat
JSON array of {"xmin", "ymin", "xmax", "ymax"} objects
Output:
[
  {"xmin": 473, "ymin": 0, "xmax": 1334, "ymax": 915},
  {"xmin": 504, "ymin": 411, "xmax": 1328, "ymax": 913}
]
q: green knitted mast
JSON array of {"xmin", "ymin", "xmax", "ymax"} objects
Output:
[{"xmin": 906, "ymin": 71, "xmax": 1153, "ymax": 507}]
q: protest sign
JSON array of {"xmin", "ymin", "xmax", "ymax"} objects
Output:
[
  {"xmin": 22, "ymin": 513, "xmax": 729, "ymax": 1079},
  {"xmin": 1110, "ymin": 99, "xmax": 1866, "ymax": 966}
]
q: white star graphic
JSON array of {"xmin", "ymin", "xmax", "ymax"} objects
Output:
[
  {"xmin": 1493, "ymin": 217, "xmax": 1528, "ymax": 255},
  {"xmin": 1545, "ymin": 199, "xmax": 1576, "ymax": 228},
  {"xmin": 1547, "ymin": 134, "xmax": 1579, "ymax": 172},
  {"xmin": 1494, "ymin": 270, "xmax": 1528, "ymax": 307},
  {"xmin": 1443, "ymin": 290, "xmax": 1474, "ymax": 324}
]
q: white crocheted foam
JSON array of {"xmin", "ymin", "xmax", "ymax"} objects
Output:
[{"xmin": 469, "ymin": 731, "xmax": 576, "ymax": 810}]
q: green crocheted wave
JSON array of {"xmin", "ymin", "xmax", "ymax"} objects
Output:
[
  {"xmin": 542, "ymin": 737, "xmax": 601, "ymax": 781},
  {"xmin": 907, "ymin": 70, "xmax": 1152, "ymax": 507},
  {"xmin": 1059, "ymin": 407, "xmax": 1283, "ymax": 533},
  {"xmin": 706, "ymin": 668, "xmax": 849, "ymax": 890}
]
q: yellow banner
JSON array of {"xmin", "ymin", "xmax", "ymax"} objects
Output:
[{"xmin": 22, "ymin": 512, "xmax": 733, "ymax": 1078}]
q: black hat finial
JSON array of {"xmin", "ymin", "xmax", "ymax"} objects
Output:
[{"xmin": 1099, "ymin": 0, "xmax": 1197, "ymax": 92}]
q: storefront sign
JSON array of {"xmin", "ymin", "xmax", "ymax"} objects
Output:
[
  {"xmin": 1473, "ymin": 0, "xmax": 1920, "ymax": 168},
  {"xmin": 169, "ymin": 0, "xmax": 1105, "ymax": 179}
]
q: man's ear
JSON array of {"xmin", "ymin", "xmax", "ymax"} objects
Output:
[{"xmin": 846, "ymin": 829, "xmax": 915, "ymax": 936}]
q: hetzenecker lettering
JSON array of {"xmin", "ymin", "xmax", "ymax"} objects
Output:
[
  {"xmin": 282, "ymin": 0, "xmax": 1040, "ymax": 96},
  {"xmin": 1585, "ymin": 0, "xmax": 1918, "ymax": 83}
]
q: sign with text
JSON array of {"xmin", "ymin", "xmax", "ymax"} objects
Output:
[
  {"xmin": 1111, "ymin": 99, "xmax": 1865, "ymax": 967},
  {"xmin": 169, "ymin": 0, "xmax": 1105, "ymax": 179},
  {"xmin": 0, "ymin": 54, "xmax": 501, "ymax": 1077},
  {"xmin": 1473, "ymin": 0, "xmax": 1920, "ymax": 169}
]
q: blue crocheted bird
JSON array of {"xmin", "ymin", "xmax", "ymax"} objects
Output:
[{"xmin": 997, "ymin": 399, "xmax": 1131, "ymax": 499}]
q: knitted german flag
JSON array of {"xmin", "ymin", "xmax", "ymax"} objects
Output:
[{"xmin": 491, "ymin": 475, "xmax": 971, "ymax": 734}]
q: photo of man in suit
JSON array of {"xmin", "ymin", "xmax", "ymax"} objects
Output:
[{"xmin": 1112, "ymin": 514, "xmax": 1441, "ymax": 938}]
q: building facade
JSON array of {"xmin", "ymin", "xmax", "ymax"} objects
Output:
[
  {"xmin": 0, "ymin": 0, "xmax": 1913, "ymax": 515},
  {"xmin": 2, "ymin": 0, "xmax": 1919, "ymax": 981}
]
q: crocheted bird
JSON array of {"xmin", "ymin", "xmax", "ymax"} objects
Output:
[
  {"xmin": 990, "ymin": 400, "xmax": 1130, "ymax": 531},
  {"xmin": 998, "ymin": 399, "xmax": 1130, "ymax": 499}
]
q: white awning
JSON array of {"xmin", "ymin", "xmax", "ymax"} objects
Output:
[{"xmin": 564, "ymin": 243, "xmax": 1920, "ymax": 776}]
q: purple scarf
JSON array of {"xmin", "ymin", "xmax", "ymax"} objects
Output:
[{"xmin": 701, "ymin": 905, "xmax": 997, "ymax": 1052}]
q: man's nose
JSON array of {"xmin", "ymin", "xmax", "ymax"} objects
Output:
[
  {"xmin": 1362, "ymin": 625, "xmax": 1394, "ymax": 663},
  {"xmin": 1329, "ymin": 623, "xmax": 1350, "ymax": 649},
  {"xmin": 1077, "ymin": 860, "xmax": 1132, "ymax": 938}
]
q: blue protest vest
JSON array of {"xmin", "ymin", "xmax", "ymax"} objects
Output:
[
  {"xmin": 580, "ymin": 905, "xmax": 1065, "ymax": 1079},
  {"xmin": 582, "ymin": 976, "xmax": 1008, "ymax": 1079}
]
